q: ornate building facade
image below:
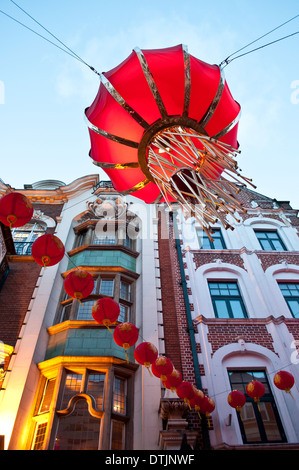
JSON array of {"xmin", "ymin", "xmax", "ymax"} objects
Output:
[{"xmin": 0, "ymin": 175, "xmax": 299, "ymax": 450}]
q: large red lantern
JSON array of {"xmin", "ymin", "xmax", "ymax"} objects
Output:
[
  {"xmin": 163, "ymin": 369, "xmax": 183, "ymax": 392},
  {"xmin": 92, "ymin": 297, "xmax": 120, "ymax": 331},
  {"xmin": 113, "ymin": 322, "xmax": 139, "ymax": 362},
  {"xmin": 64, "ymin": 269, "xmax": 94, "ymax": 302},
  {"xmin": 0, "ymin": 192, "xmax": 33, "ymax": 228},
  {"xmin": 134, "ymin": 341, "xmax": 158, "ymax": 375},
  {"xmin": 199, "ymin": 396, "xmax": 215, "ymax": 418},
  {"xmin": 273, "ymin": 371, "xmax": 295, "ymax": 398},
  {"xmin": 86, "ymin": 45, "xmax": 253, "ymax": 236},
  {"xmin": 176, "ymin": 381, "xmax": 195, "ymax": 409},
  {"xmin": 152, "ymin": 356, "xmax": 173, "ymax": 382},
  {"xmin": 189, "ymin": 388, "xmax": 205, "ymax": 418},
  {"xmin": 246, "ymin": 380, "xmax": 265, "ymax": 406},
  {"xmin": 31, "ymin": 234, "xmax": 65, "ymax": 267},
  {"xmin": 227, "ymin": 390, "xmax": 246, "ymax": 413}
]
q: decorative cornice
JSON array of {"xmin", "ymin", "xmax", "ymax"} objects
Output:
[
  {"xmin": 194, "ymin": 314, "xmax": 296, "ymax": 326},
  {"xmin": 0, "ymin": 175, "xmax": 100, "ymax": 203}
]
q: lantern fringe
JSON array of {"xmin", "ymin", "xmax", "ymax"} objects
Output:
[
  {"xmin": 146, "ymin": 365, "xmax": 153, "ymax": 377},
  {"xmin": 124, "ymin": 349, "xmax": 129, "ymax": 363},
  {"xmin": 286, "ymin": 389, "xmax": 295, "ymax": 400}
]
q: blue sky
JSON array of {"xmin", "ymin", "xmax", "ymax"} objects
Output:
[{"xmin": 0, "ymin": 0, "xmax": 298, "ymax": 209}]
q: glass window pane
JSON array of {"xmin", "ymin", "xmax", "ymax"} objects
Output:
[
  {"xmin": 32, "ymin": 422, "xmax": 48, "ymax": 450},
  {"xmin": 240, "ymin": 403, "xmax": 261, "ymax": 442},
  {"xmin": 272, "ymin": 240, "xmax": 284, "ymax": 250},
  {"xmin": 61, "ymin": 373, "xmax": 82, "ymax": 409},
  {"xmin": 229, "ymin": 300, "xmax": 246, "ymax": 318},
  {"xmin": 87, "ymin": 374, "xmax": 105, "ymax": 410},
  {"xmin": 39, "ymin": 379, "xmax": 56, "ymax": 413},
  {"xmin": 120, "ymin": 281, "xmax": 130, "ymax": 301},
  {"xmin": 119, "ymin": 304, "xmax": 129, "ymax": 323},
  {"xmin": 287, "ymin": 300, "xmax": 299, "ymax": 318},
  {"xmin": 209, "ymin": 284, "xmax": 220, "ymax": 295},
  {"xmin": 260, "ymin": 402, "xmax": 283, "ymax": 441},
  {"xmin": 55, "ymin": 400, "xmax": 100, "ymax": 450},
  {"xmin": 77, "ymin": 301, "xmax": 94, "ymax": 321},
  {"xmin": 100, "ymin": 279, "xmax": 114, "ymax": 296},
  {"xmin": 267, "ymin": 232, "xmax": 279, "ymax": 239},
  {"xmin": 113, "ymin": 378, "xmax": 126, "ymax": 415},
  {"xmin": 214, "ymin": 300, "xmax": 229, "ymax": 318},
  {"xmin": 111, "ymin": 421, "xmax": 125, "ymax": 450},
  {"xmin": 259, "ymin": 239, "xmax": 272, "ymax": 250},
  {"xmin": 219, "ymin": 287, "xmax": 229, "ymax": 296}
]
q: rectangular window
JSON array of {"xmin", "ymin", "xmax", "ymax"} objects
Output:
[
  {"xmin": 120, "ymin": 281, "xmax": 130, "ymax": 301},
  {"xmin": 197, "ymin": 228, "xmax": 226, "ymax": 249},
  {"xmin": 208, "ymin": 281, "xmax": 247, "ymax": 318},
  {"xmin": 255, "ymin": 230, "xmax": 286, "ymax": 251},
  {"xmin": 87, "ymin": 373, "xmax": 105, "ymax": 410},
  {"xmin": 32, "ymin": 422, "xmax": 48, "ymax": 450},
  {"xmin": 119, "ymin": 303, "xmax": 130, "ymax": 323},
  {"xmin": 38, "ymin": 379, "xmax": 56, "ymax": 414},
  {"xmin": 111, "ymin": 420, "xmax": 125, "ymax": 450},
  {"xmin": 113, "ymin": 377, "xmax": 126, "ymax": 415},
  {"xmin": 278, "ymin": 283, "xmax": 299, "ymax": 318},
  {"xmin": 61, "ymin": 373, "xmax": 83, "ymax": 409},
  {"xmin": 228, "ymin": 370, "xmax": 286, "ymax": 444},
  {"xmin": 77, "ymin": 300, "xmax": 94, "ymax": 321},
  {"xmin": 100, "ymin": 279, "xmax": 114, "ymax": 297}
]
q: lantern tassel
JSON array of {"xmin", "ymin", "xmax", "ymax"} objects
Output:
[
  {"xmin": 146, "ymin": 365, "xmax": 153, "ymax": 377},
  {"xmin": 184, "ymin": 398, "xmax": 191, "ymax": 410},
  {"xmin": 124, "ymin": 349, "xmax": 129, "ymax": 363},
  {"xmin": 286, "ymin": 389, "xmax": 295, "ymax": 400}
]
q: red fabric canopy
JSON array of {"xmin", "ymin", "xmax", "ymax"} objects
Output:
[{"xmin": 86, "ymin": 44, "xmax": 241, "ymax": 204}]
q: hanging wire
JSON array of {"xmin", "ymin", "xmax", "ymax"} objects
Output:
[
  {"xmin": 0, "ymin": 1, "xmax": 100, "ymax": 76},
  {"xmin": 219, "ymin": 13, "xmax": 299, "ymax": 67}
]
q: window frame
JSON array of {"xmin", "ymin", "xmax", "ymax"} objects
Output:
[
  {"xmin": 278, "ymin": 282, "xmax": 299, "ymax": 318},
  {"xmin": 208, "ymin": 281, "xmax": 248, "ymax": 319},
  {"xmin": 228, "ymin": 369, "xmax": 287, "ymax": 444},
  {"xmin": 12, "ymin": 222, "xmax": 46, "ymax": 255},
  {"xmin": 254, "ymin": 230, "xmax": 287, "ymax": 251},
  {"xmin": 197, "ymin": 228, "xmax": 227, "ymax": 249}
]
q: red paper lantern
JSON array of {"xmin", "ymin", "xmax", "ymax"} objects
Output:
[
  {"xmin": 163, "ymin": 369, "xmax": 183, "ymax": 392},
  {"xmin": 176, "ymin": 381, "xmax": 195, "ymax": 409},
  {"xmin": 85, "ymin": 45, "xmax": 252, "ymax": 235},
  {"xmin": 273, "ymin": 371, "xmax": 295, "ymax": 397},
  {"xmin": 92, "ymin": 297, "xmax": 120, "ymax": 331},
  {"xmin": 134, "ymin": 341, "xmax": 158, "ymax": 375},
  {"xmin": 0, "ymin": 192, "xmax": 33, "ymax": 228},
  {"xmin": 189, "ymin": 388, "xmax": 205, "ymax": 417},
  {"xmin": 227, "ymin": 390, "xmax": 246, "ymax": 412},
  {"xmin": 199, "ymin": 396, "xmax": 215, "ymax": 417},
  {"xmin": 113, "ymin": 322, "xmax": 139, "ymax": 362},
  {"xmin": 246, "ymin": 380, "xmax": 265, "ymax": 403},
  {"xmin": 152, "ymin": 356, "xmax": 173, "ymax": 382},
  {"xmin": 31, "ymin": 234, "xmax": 65, "ymax": 267},
  {"xmin": 64, "ymin": 269, "xmax": 94, "ymax": 301}
]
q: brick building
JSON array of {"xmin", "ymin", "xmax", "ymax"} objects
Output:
[{"xmin": 0, "ymin": 175, "xmax": 299, "ymax": 450}]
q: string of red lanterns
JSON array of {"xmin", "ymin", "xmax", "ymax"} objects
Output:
[{"xmin": 2, "ymin": 192, "xmax": 297, "ymax": 424}]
